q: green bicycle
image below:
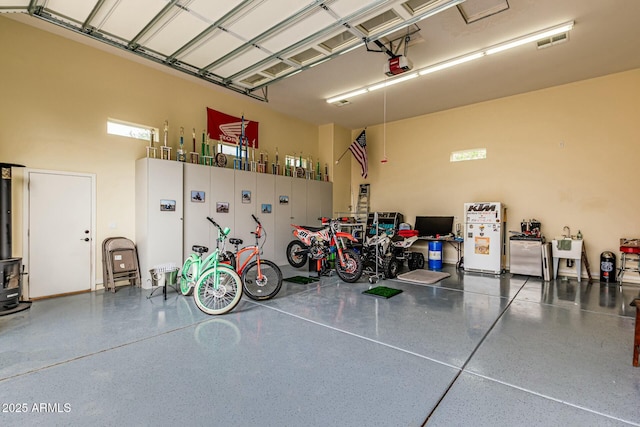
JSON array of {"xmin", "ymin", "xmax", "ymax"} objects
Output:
[
  {"xmin": 179, "ymin": 217, "xmax": 231, "ymax": 297},
  {"xmin": 180, "ymin": 217, "xmax": 242, "ymax": 315}
]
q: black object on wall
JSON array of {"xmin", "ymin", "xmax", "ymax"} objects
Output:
[
  {"xmin": 0, "ymin": 163, "xmax": 30, "ymax": 315},
  {"xmin": 0, "ymin": 164, "xmax": 19, "ymax": 260}
]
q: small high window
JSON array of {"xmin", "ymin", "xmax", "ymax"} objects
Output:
[
  {"xmin": 450, "ymin": 148, "xmax": 487, "ymax": 162},
  {"xmin": 107, "ymin": 118, "xmax": 157, "ymax": 142},
  {"xmin": 285, "ymin": 155, "xmax": 308, "ymax": 169},
  {"xmin": 218, "ymin": 143, "xmax": 240, "ymax": 157}
]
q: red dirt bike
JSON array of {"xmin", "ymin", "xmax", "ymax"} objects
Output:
[{"xmin": 286, "ymin": 218, "xmax": 364, "ymax": 283}]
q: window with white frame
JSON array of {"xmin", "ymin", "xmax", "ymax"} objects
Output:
[
  {"xmin": 284, "ymin": 155, "xmax": 307, "ymax": 168},
  {"xmin": 450, "ymin": 148, "xmax": 487, "ymax": 162},
  {"xmin": 107, "ymin": 118, "xmax": 157, "ymax": 142}
]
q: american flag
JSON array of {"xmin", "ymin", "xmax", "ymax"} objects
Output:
[{"xmin": 349, "ymin": 130, "xmax": 368, "ymax": 179}]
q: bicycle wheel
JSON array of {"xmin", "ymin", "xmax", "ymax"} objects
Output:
[
  {"xmin": 180, "ymin": 257, "xmax": 198, "ymax": 296},
  {"xmin": 193, "ymin": 267, "xmax": 243, "ymax": 315},
  {"xmin": 242, "ymin": 259, "xmax": 283, "ymax": 301}
]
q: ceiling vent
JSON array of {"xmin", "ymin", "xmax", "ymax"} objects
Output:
[
  {"xmin": 331, "ymin": 99, "xmax": 351, "ymax": 107},
  {"xmin": 537, "ymin": 32, "xmax": 569, "ymax": 49}
]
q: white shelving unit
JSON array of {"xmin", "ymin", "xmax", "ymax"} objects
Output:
[
  {"xmin": 135, "ymin": 158, "xmax": 184, "ymax": 288},
  {"xmin": 136, "ymin": 159, "xmax": 334, "ymax": 285}
]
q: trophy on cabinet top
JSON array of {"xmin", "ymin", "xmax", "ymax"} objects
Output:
[
  {"xmin": 306, "ymin": 156, "xmax": 313, "ymax": 180},
  {"xmin": 256, "ymin": 150, "xmax": 267, "ymax": 173},
  {"xmin": 250, "ymin": 147, "xmax": 257, "ymax": 172},
  {"xmin": 160, "ymin": 120, "xmax": 172, "ymax": 160},
  {"xmin": 262, "ymin": 152, "xmax": 269, "ymax": 173},
  {"xmin": 146, "ymin": 129, "xmax": 157, "ymax": 158},
  {"xmin": 177, "ymin": 127, "xmax": 186, "ymax": 162},
  {"xmin": 273, "ymin": 147, "xmax": 280, "ymax": 175},
  {"xmin": 189, "ymin": 128, "xmax": 199, "ymax": 164},
  {"xmin": 233, "ymin": 134, "xmax": 244, "ymax": 170},
  {"xmin": 201, "ymin": 130, "xmax": 214, "ymax": 166}
]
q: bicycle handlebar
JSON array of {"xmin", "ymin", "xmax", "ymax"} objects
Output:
[
  {"xmin": 206, "ymin": 216, "xmax": 224, "ymax": 234},
  {"xmin": 250, "ymin": 215, "xmax": 265, "ymax": 244},
  {"xmin": 207, "ymin": 216, "xmax": 226, "ymax": 236}
]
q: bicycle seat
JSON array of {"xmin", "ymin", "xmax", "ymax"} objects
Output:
[
  {"xmin": 229, "ymin": 238, "xmax": 243, "ymax": 246},
  {"xmin": 192, "ymin": 245, "xmax": 208, "ymax": 254}
]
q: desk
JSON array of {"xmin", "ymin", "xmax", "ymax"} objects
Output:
[{"xmin": 418, "ymin": 237, "xmax": 464, "ymax": 268}]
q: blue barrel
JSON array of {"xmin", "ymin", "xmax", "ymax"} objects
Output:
[{"xmin": 428, "ymin": 241, "xmax": 443, "ymax": 270}]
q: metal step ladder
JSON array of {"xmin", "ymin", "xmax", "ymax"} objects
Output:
[{"xmin": 355, "ymin": 183, "xmax": 370, "ymax": 225}]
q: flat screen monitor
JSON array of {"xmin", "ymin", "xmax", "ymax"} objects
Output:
[{"xmin": 414, "ymin": 216, "xmax": 454, "ymax": 237}]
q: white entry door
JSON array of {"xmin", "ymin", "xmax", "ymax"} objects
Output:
[{"xmin": 27, "ymin": 171, "xmax": 94, "ymax": 299}]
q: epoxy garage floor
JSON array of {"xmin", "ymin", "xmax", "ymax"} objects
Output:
[{"xmin": 1, "ymin": 265, "xmax": 639, "ymax": 426}]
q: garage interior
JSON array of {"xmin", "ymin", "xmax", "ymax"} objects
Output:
[{"xmin": 1, "ymin": 0, "xmax": 639, "ymax": 425}]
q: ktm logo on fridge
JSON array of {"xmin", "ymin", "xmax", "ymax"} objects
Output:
[{"xmin": 467, "ymin": 203, "xmax": 497, "ymax": 212}]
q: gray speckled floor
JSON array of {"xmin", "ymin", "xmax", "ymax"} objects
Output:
[{"xmin": 1, "ymin": 264, "xmax": 639, "ymax": 426}]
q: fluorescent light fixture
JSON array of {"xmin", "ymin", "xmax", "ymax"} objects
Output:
[
  {"xmin": 369, "ymin": 73, "xmax": 419, "ymax": 91},
  {"xmin": 485, "ymin": 21, "xmax": 574, "ymax": 55},
  {"xmin": 326, "ymin": 21, "xmax": 575, "ymax": 104},
  {"xmin": 419, "ymin": 52, "xmax": 485, "ymax": 76}
]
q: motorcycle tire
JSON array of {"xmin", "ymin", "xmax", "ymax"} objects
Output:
[
  {"xmin": 286, "ymin": 240, "xmax": 308, "ymax": 268},
  {"xmin": 335, "ymin": 248, "xmax": 364, "ymax": 283}
]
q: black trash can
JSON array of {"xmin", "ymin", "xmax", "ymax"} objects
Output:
[{"xmin": 600, "ymin": 251, "xmax": 616, "ymax": 283}]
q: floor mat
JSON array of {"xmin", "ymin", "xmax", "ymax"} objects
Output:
[
  {"xmin": 362, "ymin": 286, "xmax": 403, "ymax": 299},
  {"xmin": 397, "ymin": 269, "xmax": 450, "ymax": 285},
  {"xmin": 283, "ymin": 276, "xmax": 320, "ymax": 284}
]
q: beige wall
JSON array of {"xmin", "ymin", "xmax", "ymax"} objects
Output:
[
  {"xmin": 319, "ymin": 123, "xmax": 352, "ymax": 215},
  {"xmin": 0, "ymin": 17, "xmax": 319, "ymax": 283},
  {"xmin": 351, "ymin": 69, "xmax": 640, "ymax": 279},
  {"xmin": 4, "ymin": 15, "xmax": 639, "ymax": 283}
]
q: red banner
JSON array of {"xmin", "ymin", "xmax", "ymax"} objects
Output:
[{"xmin": 207, "ymin": 107, "xmax": 259, "ymax": 148}]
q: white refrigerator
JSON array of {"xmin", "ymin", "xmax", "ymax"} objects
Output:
[{"xmin": 463, "ymin": 202, "xmax": 506, "ymax": 274}]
